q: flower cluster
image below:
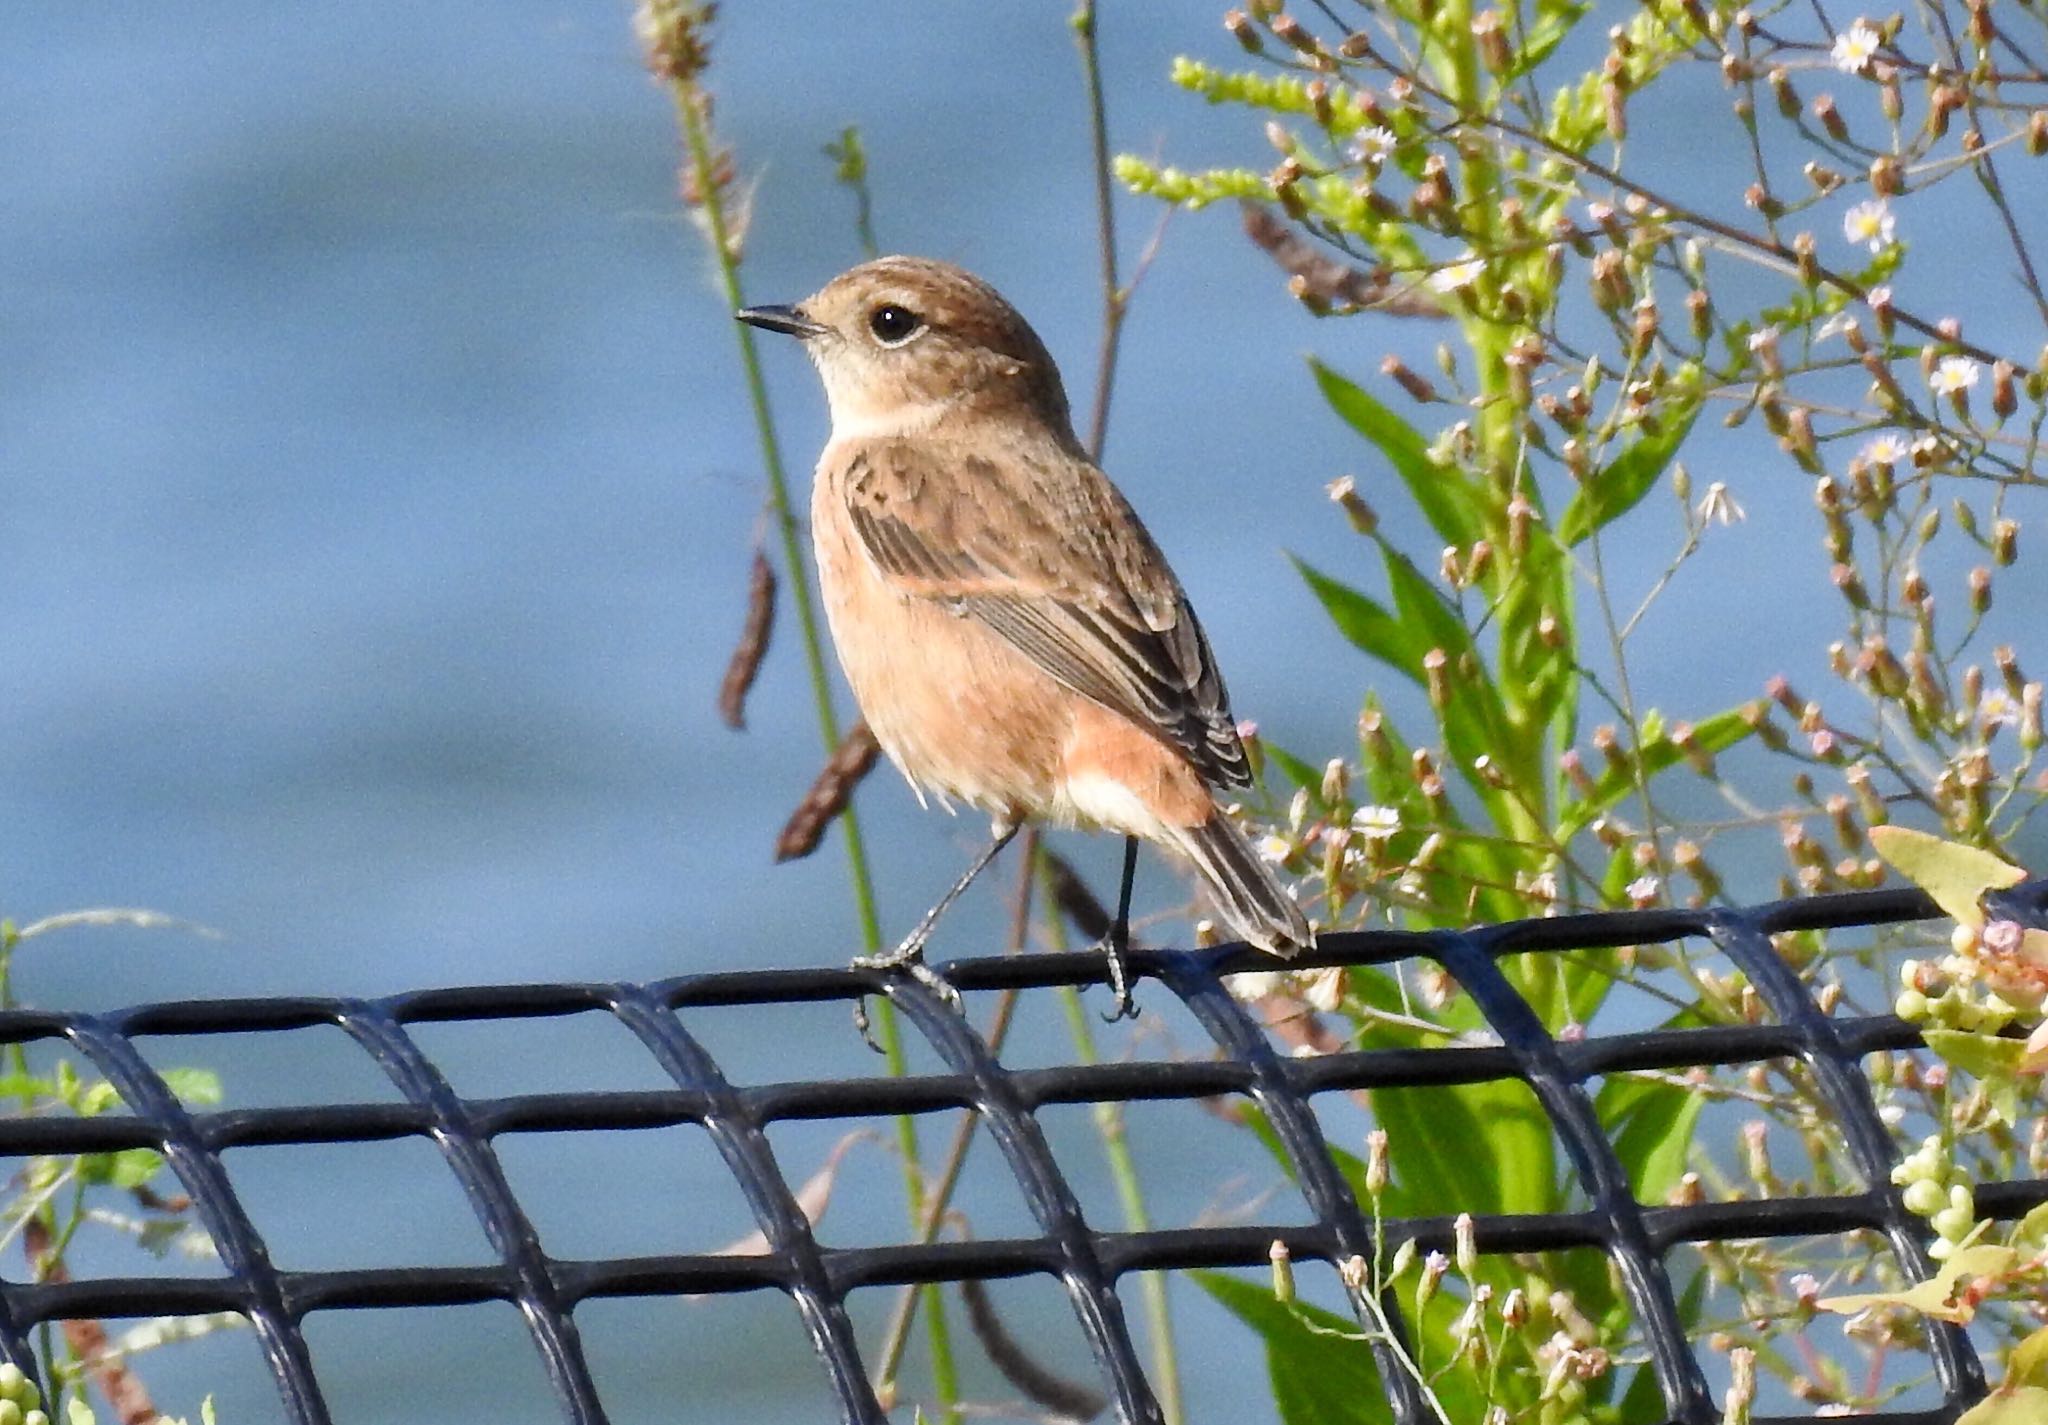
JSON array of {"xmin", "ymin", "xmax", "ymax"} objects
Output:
[{"xmin": 1891, "ymin": 1135, "xmax": 1980, "ymax": 1259}]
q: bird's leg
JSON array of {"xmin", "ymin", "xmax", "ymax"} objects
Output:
[
  {"xmin": 1098, "ymin": 834, "xmax": 1141, "ymax": 1022},
  {"xmin": 851, "ymin": 820, "xmax": 1019, "ymax": 1045}
]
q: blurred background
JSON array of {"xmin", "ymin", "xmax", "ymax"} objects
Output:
[{"xmin": 5, "ymin": 3, "xmax": 2042, "ymax": 1421}]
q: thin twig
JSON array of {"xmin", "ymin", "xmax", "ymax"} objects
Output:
[
  {"xmin": 650, "ymin": 18, "xmax": 956, "ymax": 1409},
  {"xmin": 1067, "ymin": 4, "xmax": 1184, "ymax": 1419},
  {"xmin": 25, "ymin": 1216, "xmax": 160, "ymax": 1425},
  {"xmin": 871, "ymin": 828, "xmax": 1041, "ymax": 1398},
  {"xmin": 1076, "ymin": 0, "xmax": 1125, "ymax": 462},
  {"xmin": 1335, "ymin": 31, "xmax": 2017, "ymax": 367}
]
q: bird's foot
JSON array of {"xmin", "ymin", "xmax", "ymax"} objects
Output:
[
  {"xmin": 1095, "ymin": 928, "xmax": 1140, "ymax": 1023},
  {"xmin": 849, "ymin": 934, "xmax": 963, "ymax": 1050}
]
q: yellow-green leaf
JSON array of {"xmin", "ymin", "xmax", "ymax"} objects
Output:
[
  {"xmin": 2010, "ymin": 1325, "xmax": 2048, "ymax": 1391},
  {"xmin": 2025, "ymin": 1020, "xmax": 2048, "ymax": 1076},
  {"xmin": 1869, "ymin": 826, "xmax": 2025, "ymax": 928},
  {"xmin": 1958, "ymin": 1386, "xmax": 2048, "ymax": 1425},
  {"xmin": 1925, "ymin": 1030, "xmax": 2028, "ymax": 1124},
  {"xmin": 1817, "ymin": 1244, "xmax": 2017, "ymax": 1323},
  {"xmin": 1924, "ymin": 1030, "xmax": 2029, "ymax": 1079}
]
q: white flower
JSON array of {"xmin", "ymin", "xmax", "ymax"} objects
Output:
[
  {"xmin": 1832, "ymin": 20, "xmax": 1881, "ymax": 74},
  {"xmin": 1862, "ymin": 432, "xmax": 1910, "ymax": 466},
  {"xmin": 1746, "ymin": 326, "xmax": 1780, "ymax": 354},
  {"xmin": 1980, "ymin": 689, "xmax": 2021, "ymax": 730},
  {"xmin": 1626, "ymin": 874, "xmax": 1662, "ymax": 907},
  {"xmin": 1815, "ymin": 312, "xmax": 1857, "ymax": 343},
  {"xmin": 1349, "ymin": 125, "xmax": 1397, "ymax": 164},
  {"xmin": 1930, "ymin": 356, "xmax": 1980, "ymax": 395},
  {"xmin": 1429, "ymin": 252, "xmax": 1485, "ymax": 292},
  {"xmin": 1257, "ymin": 833, "xmax": 1294, "ymax": 864},
  {"xmin": 1842, "ymin": 199, "xmax": 1895, "ymax": 253},
  {"xmin": 1351, "ymin": 805, "xmax": 1401, "ymax": 840},
  {"xmin": 1226, "ymin": 969, "xmax": 1286, "ymax": 1004},
  {"xmin": 1696, "ymin": 482, "xmax": 1746, "ymax": 525},
  {"xmin": 1299, "ymin": 966, "xmax": 1346, "ymax": 1013}
]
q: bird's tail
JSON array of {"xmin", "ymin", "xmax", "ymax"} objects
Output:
[{"xmin": 1168, "ymin": 812, "xmax": 1313, "ymax": 957}]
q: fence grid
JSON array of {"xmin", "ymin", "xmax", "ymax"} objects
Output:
[{"xmin": 3, "ymin": 877, "xmax": 2045, "ymax": 1425}]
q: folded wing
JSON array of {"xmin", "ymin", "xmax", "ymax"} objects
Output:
[{"xmin": 840, "ymin": 440, "xmax": 1253, "ymax": 791}]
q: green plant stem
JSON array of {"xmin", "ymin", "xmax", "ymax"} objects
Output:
[
  {"xmin": 668, "ymin": 84, "xmax": 958, "ymax": 1419},
  {"xmin": 671, "ymin": 94, "xmax": 880, "ymax": 949},
  {"xmin": 1058, "ymin": 5, "xmax": 1184, "ymax": 1418},
  {"xmin": 1039, "ymin": 861, "xmax": 1184, "ymax": 1425},
  {"xmin": 869, "ymin": 828, "xmax": 1039, "ymax": 1395}
]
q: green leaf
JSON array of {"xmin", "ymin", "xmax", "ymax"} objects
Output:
[
  {"xmin": 1869, "ymin": 826, "xmax": 2025, "ymax": 928},
  {"xmin": 1564, "ymin": 702, "xmax": 1758, "ymax": 833},
  {"xmin": 2014, "ymin": 1203, "xmax": 2048, "ymax": 1254},
  {"xmin": 1194, "ymin": 1270, "xmax": 1389, "ymax": 1425},
  {"xmin": 1294, "ymin": 557, "xmax": 1423, "ymax": 684},
  {"xmin": 1511, "ymin": 0, "xmax": 1590, "ymax": 77},
  {"xmin": 1820, "ymin": 1244, "xmax": 2018, "ymax": 1322},
  {"xmin": 1374, "ymin": 1080, "xmax": 1556, "ymax": 1218},
  {"xmin": 1923, "ymin": 1029, "xmax": 2027, "ymax": 1126},
  {"xmin": 1960, "ymin": 1387, "xmax": 2048, "ymax": 1425},
  {"xmin": 81, "ymin": 1147, "xmax": 164, "ymax": 1189},
  {"xmin": 1263, "ymin": 740, "xmax": 1324, "ymax": 794},
  {"xmin": 1376, "ymin": 543, "xmax": 1515, "ymax": 805},
  {"xmin": 1352, "ymin": 695, "xmax": 1459, "ymax": 840},
  {"xmin": 77, "ymin": 1081, "xmax": 122, "ymax": 1117},
  {"xmin": 1311, "ymin": 359, "xmax": 1479, "ymax": 549},
  {"xmin": 1925, "ymin": 1029, "xmax": 2029, "ymax": 1079},
  {"xmin": 160, "ymin": 1067, "xmax": 224, "ymax": 1107},
  {"xmin": 1598, "ymin": 1074, "xmax": 1704, "ymax": 1205},
  {"xmin": 1495, "ymin": 535, "xmax": 1574, "ymax": 736},
  {"xmin": 2010, "ymin": 1324, "xmax": 2048, "ymax": 1390},
  {"xmin": 1619, "ymin": 1268, "xmax": 1705, "ymax": 1418},
  {"xmin": 1554, "ymin": 404, "xmax": 1700, "ymax": 546}
]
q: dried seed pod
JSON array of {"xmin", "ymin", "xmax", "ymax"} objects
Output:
[
  {"xmin": 718, "ymin": 550, "xmax": 777, "ymax": 730},
  {"xmin": 1383, "ymin": 353, "xmax": 1440, "ymax": 403},
  {"xmin": 1240, "ymin": 203, "xmax": 1444, "ymax": 316},
  {"xmin": 959, "ymin": 1275, "xmax": 1109, "ymax": 1421},
  {"xmin": 775, "ymin": 722, "xmax": 882, "ymax": 862}
]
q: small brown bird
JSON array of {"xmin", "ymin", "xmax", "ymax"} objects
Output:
[{"xmin": 739, "ymin": 257, "xmax": 1311, "ymax": 1015}]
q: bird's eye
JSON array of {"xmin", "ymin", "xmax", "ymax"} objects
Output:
[{"xmin": 867, "ymin": 304, "xmax": 923, "ymax": 346}]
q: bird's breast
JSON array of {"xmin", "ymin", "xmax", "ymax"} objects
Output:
[{"xmin": 810, "ymin": 454, "xmax": 1066, "ymax": 819}]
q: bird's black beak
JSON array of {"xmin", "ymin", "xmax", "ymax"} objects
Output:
[{"xmin": 735, "ymin": 304, "xmax": 827, "ymax": 339}]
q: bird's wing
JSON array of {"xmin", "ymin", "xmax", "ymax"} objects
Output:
[{"xmin": 839, "ymin": 438, "xmax": 1252, "ymax": 789}]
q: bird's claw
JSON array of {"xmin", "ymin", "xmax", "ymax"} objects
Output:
[
  {"xmin": 849, "ymin": 940, "xmax": 963, "ymax": 1049},
  {"xmin": 1095, "ymin": 932, "xmax": 1140, "ymax": 1023}
]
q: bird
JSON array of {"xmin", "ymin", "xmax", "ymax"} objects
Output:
[{"xmin": 737, "ymin": 256, "xmax": 1312, "ymax": 1019}]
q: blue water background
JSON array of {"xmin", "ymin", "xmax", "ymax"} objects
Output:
[{"xmin": 6, "ymin": 4, "xmax": 2042, "ymax": 1421}]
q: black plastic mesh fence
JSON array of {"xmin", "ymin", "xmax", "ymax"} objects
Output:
[{"xmin": 3, "ymin": 876, "xmax": 2046, "ymax": 1425}]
